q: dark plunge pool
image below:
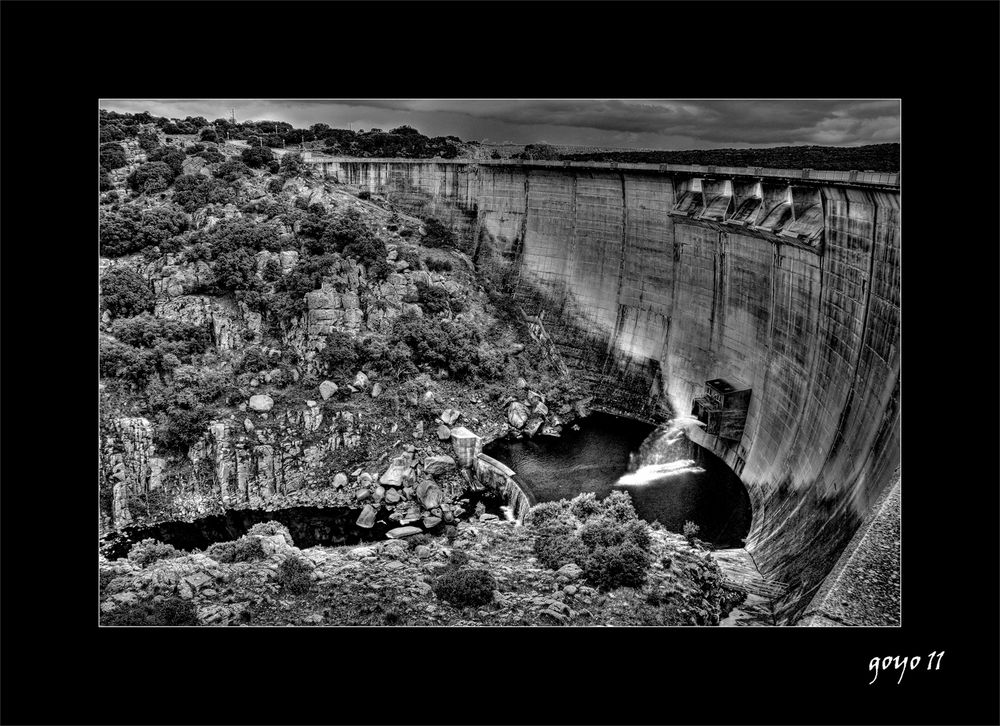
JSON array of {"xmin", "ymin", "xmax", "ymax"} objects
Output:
[{"xmin": 484, "ymin": 412, "xmax": 752, "ymax": 548}]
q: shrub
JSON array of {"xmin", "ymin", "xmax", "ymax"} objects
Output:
[
  {"xmin": 100, "ymin": 207, "xmax": 143, "ymax": 257},
  {"xmin": 101, "ymin": 595, "xmax": 199, "ymax": 626},
  {"xmin": 241, "ymin": 145, "xmax": 274, "ymax": 169},
  {"xmin": 683, "ymin": 520, "xmax": 700, "ymax": 544},
  {"xmin": 215, "ymin": 159, "xmax": 251, "ymax": 182},
  {"xmin": 432, "ymin": 567, "xmax": 496, "ymax": 608},
  {"xmin": 448, "ymin": 549, "xmax": 470, "ymax": 568},
  {"xmin": 414, "ymin": 280, "xmax": 450, "ymax": 315},
  {"xmin": 315, "ymin": 330, "xmax": 359, "ymax": 376},
  {"xmin": 173, "ymin": 174, "xmax": 235, "ymax": 212},
  {"xmin": 583, "ymin": 541, "xmax": 650, "ymax": 591},
  {"xmin": 266, "ymin": 177, "xmax": 285, "ymax": 194},
  {"xmin": 205, "ymin": 541, "xmax": 236, "ymax": 563},
  {"xmin": 152, "ymin": 406, "xmax": 210, "ymax": 454},
  {"xmin": 212, "ymin": 248, "xmax": 258, "ymax": 292},
  {"xmin": 200, "ymin": 128, "xmax": 218, "ymax": 142},
  {"xmin": 101, "ymin": 267, "xmax": 154, "ymax": 319},
  {"xmin": 579, "ymin": 517, "xmax": 651, "ymax": 552},
  {"xmin": 127, "ymin": 161, "xmax": 175, "ymax": 193},
  {"xmin": 236, "ymin": 347, "xmax": 274, "ymax": 375},
  {"xmin": 421, "ymin": 217, "xmax": 457, "ymax": 249},
  {"xmin": 279, "ymin": 152, "xmax": 303, "ymax": 178},
  {"xmin": 534, "ymin": 528, "xmax": 589, "ymax": 570},
  {"xmin": 185, "ymin": 143, "xmax": 205, "ymax": 155},
  {"xmin": 524, "ymin": 499, "xmax": 573, "ymax": 529},
  {"xmin": 278, "ymin": 554, "xmax": 312, "ymax": 594},
  {"xmin": 206, "ymin": 217, "xmax": 280, "ymax": 255},
  {"xmin": 147, "ymin": 147, "xmax": 186, "ymax": 177},
  {"xmin": 100, "ymin": 339, "xmax": 158, "ymax": 386},
  {"xmin": 601, "ymin": 490, "xmax": 638, "ymax": 523},
  {"xmin": 425, "ymin": 257, "xmax": 452, "ymax": 272},
  {"xmin": 127, "ymin": 538, "xmax": 179, "ymax": 567},
  {"xmin": 100, "ymin": 142, "xmax": 128, "ymax": 172},
  {"xmin": 569, "ymin": 492, "xmax": 603, "ymax": 521},
  {"xmin": 357, "ymin": 190, "xmax": 371, "ymax": 200},
  {"xmin": 233, "ymin": 535, "xmax": 267, "ymax": 562},
  {"xmin": 137, "ymin": 131, "xmax": 159, "ymax": 151},
  {"xmin": 100, "ymin": 171, "xmax": 114, "ymax": 192},
  {"xmin": 246, "ymin": 520, "xmax": 294, "ymax": 546},
  {"xmin": 406, "ymin": 533, "xmax": 433, "ymax": 550},
  {"xmin": 111, "ymin": 314, "xmax": 211, "ymax": 359},
  {"xmin": 197, "ymin": 147, "xmax": 225, "ymax": 165}
]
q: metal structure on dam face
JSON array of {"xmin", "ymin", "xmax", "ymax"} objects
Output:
[{"xmin": 305, "ymin": 154, "xmax": 901, "ymax": 623}]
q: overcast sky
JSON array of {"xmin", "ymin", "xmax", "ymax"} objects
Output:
[{"xmin": 100, "ymin": 99, "xmax": 900, "ymax": 149}]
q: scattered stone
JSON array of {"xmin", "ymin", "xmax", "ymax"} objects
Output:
[
  {"xmin": 243, "ymin": 418, "xmax": 254, "ymax": 433},
  {"xmin": 333, "ymin": 472, "xmax": 348, "ymax": 489},
  {"xmin": 440, "ymin": 409, "xmax": 461, "ymax": 426},
  {"xmin": 348, "ymin": 546, "xmax": 377, "ymax": 560},
  {"xmin": 371, "ymin": 382, "xmax": 383, "ymax": 398},
  {"xmin": 359, "ymin": 472, "xmax": 373, "ymax": 486},
  {"xmin": 385, "ymin": 488, "xmax": 401, "ymax": 504},
  {"xmin": 249, "ymin": 394, "xmax": 274, "ymax": 412},
  {"xmin": 415, "ymin": 545, "xmax": 432, "ymax": 559},
  {"xmin": 422, "ymin": 454, "xmax": 456, "ymax": 476},
  {"xmin": 386, "ymin": 526, "xmax": 423, "ymax": 539},
  {"xmin": 380, "ymin": 455, "xmax": 413, "ymax": 488},
  {"xmin": 507, "ymin": 401, "xmax": 529, "ymax": 428},
  {"xmin": 437, "ymin": 424, "xmax": 452, "ymax": 441},
  {"xmin": 532, "ymin": 401, "xmax": 549, "ymax": 416},
  {"xmin": 413, "ymin": 421, "xmax": 424, "ymax": 439},
  {"xmin": 356, "ymin": 489, "xmax": 372, "ymax": 502},
  {"xmin": 373, "ymin": 486, "xmax": 385, "ymax": 502},
  {"xmin": 353, "ymin": 371, "xmax": 370, "ymax": 389},
  {"xmin": 515, "ymin": 377, "xmax": 528, "ymax": 389},
  {"xmin": 523, "ymin": 416, "xmax": 544, "ymax": 437},
  {"xmin": 556, "ymin": 563, "xmax": 583, "ymax": 581},
  {"xmin": 422, "ymin": 516, "xmax": 442, "ymax": 529},
  {"xmin": 356, "ymin": 505, "xmax": 377, "ymax": 528},
  {"xmin": 564, "ymin": 585, "xmax": 578, "ymax": 596}
]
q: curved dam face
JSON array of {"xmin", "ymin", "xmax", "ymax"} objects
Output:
[{"xmin": 311, "ymin": 157, "xmax": 900, "ymax": 621}]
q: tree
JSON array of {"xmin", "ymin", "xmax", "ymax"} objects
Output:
[
  {"xmin": 240, "ymin": 145, "xmax": 274, "ymax": 169},
  {"xmin": 315, "ymin": 330, "xmax": 359, "ymax": 376},
  {"xmin": 127, "ymin": 162, "xmax": 175, "ymax": 194},
  {"xmin": 100, "ymin": 142, "xmax": 128, "ymax": 172},
  {"xmin": 279, "ymin": 152, "xmax": 303, "ymax": 178},
  {"xmin": 101, "ymin": 267, "xmax": 154, "ymax": 319},
  {"xmin": 199, "ymin": 128, "xmax": 218, "ymax": 142},
  {"xmin": 214, "ymin": 160, "xmax": 250, "ymax": 182},
  {"xmin": 211, "ymin": 248, "xmax": 258, "ymax": 292}
]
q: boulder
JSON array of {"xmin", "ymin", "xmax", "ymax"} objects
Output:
[
  {"xmin": 356, "ymin": 504, "xmax": 377, "ymax": 528},
  {"xmin": 440, "ymin": 408, "xmax": 461, "ymax": 426},
  {"xmin": 436, "ymin": 424, "xmax": 452, "ymax": 441},
  {"xmin": 319, "ymin": 381, "xmax": 338, "ymax": 400},
  {"xmin": 373, "ymin": 486, "xmax": 385, "ymax": 502},
  {"xmin": 417, "ymin": 482, "xmax": 443, "ymax": 510},
  {"xmin": 532, "ymin": 401, "xmax": 549, "ymax": 416},
  {"xmin": 556, "ymin": 563, "xmax": 584, "ymax": 581},
  {"xmin": 523, "ymin": 416, "xmax": 544, "ymax": 437},
  {"xmin": 243, "ymin": 418, "xmax": 254, "ymax": 433},
  {"xmin": 379, "ymin": 455, "xmax": 413, "ymax": 488},
  {"xmin": 449, "ymin": 426, "xmax": 483, "ymax": 468},
  {"xmin": 422, "ymin": 516, "xmax": 443, "ymax": 529},
  {"xmin": 413, "ymin": 421, "xmax": 424, "ymax": 439},
  {"xmin": 515, "ymin": 377, "xmax": 528, "ymax": 389},
  {"xmin": 386, "ymin": 526, "xmax": 423, "ymax": 539},
  {"xmin": 353, "ymin": 371, "xmax": 370, "ymax": 389},
  {"xmin": 249, "ymin": 394, "xmax": 274, "ymax": 412},
  {"xmin": 333, "ymin": 472, "xmax": 349, "ymax": 489},
  {"xmin": 348, "ymin": 546, "xmax": 378, "ymax": 560},
  {"xmin": 356, "ymin": 489, "xmax": 372, "ymax": 502},
  {"xmin": 422, "ymin": 454, "xmax": 456, "ymax": 476},
  {"xmin": 385, "ymin": 488, "xmax": 401, "ymax": 504},
  {"xmin": 507, "ymin": 401, "xmax": 529, "ymax": 428}
]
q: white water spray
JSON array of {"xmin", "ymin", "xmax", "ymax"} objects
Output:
[{"xmin": 615, "ymin": 418, "xmax": 705, "ymax": 486}]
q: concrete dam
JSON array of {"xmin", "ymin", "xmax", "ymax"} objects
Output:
[{"xmin": 307, "ymin": 155, "xmax": 901, "ymax": 622}]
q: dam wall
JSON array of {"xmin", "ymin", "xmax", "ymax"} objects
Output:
[{"xmin": 310, "ymin": 156, "xmax": 901, "ymax": 621}]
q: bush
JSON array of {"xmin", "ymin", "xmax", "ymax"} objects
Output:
[
  {"xmin": 101, "ymin": 595, "xmax": 199, "ymax": 626},
  {"xmin": 425, "ymin": 257, "xmax": 452, "ymax": 272},
  {"xmin": 583, "ymin": 541, "xmax": 650, "ymax": 591},
  {"xmin": 266, "ymin": 177, "xmax": 285, "ymax": 194},
  {"xmin": 524, "ymin": 499, "xmax": 573, "ymax": 529},
  {"xmin": 420, "ymin": 217, "xmax": 457, "ymax": 249},
  {"xmin": 414, "ymin": 280, "xmax": 451, "ymax": 315},
  {"xmin": 233, "ymin": 535, "xmax": 267, "ymax": 562},
  {"xmin": 683, "ymin": 520, "xmax": 700, "ymax": 544},
  {"xmin": 101, "ymin": 267, "xmax": 154, "ymax": 319},
  {"xmin": 212, "ymin": 248, "xmax": 258, "ymax": 292},
  {"xmin": 315, "ymin": 330, "xmax": 359, "ymax": 376},
  {"xmin": 100, "ymin": 142, "xmax": 128, "ymax": 172},
  {"xmin": 534, "ymin": 527, "xmax": 589, "ymax": 570},
  {"xmin": 197, "ymin": 147, "xmax": 225, "ymax": 164},
  {"xmin": 185, "ymin": 143, "xmax": 205, "ymax": 155},
  {"xmin": 215, "ymin": 159, "xmax": 251, "ymax": 182},
  {"xmin": 127, "ymin": 538, "xmax": 180, "ymax": 567},
  {"xmin": 173, "ymin": 174, "xmax": 235, "ymax": 212},
  {"xmin": 279, "ymin": 152, "xmax": 303, "ymax": 178},
  {"xmin": 241, "ymin": 145, "xmax": 274, "ymax": 169},
  {"xmin": 206, "ymin": 217, "xmax": 280, "ymax": 255},
  {"xmin": 432, "ymin": 567, "xmax": 496, "ymax": 607},
  {"xmin": 357, "ymin": 190, "xmax": 371, "ymax": 200},
  {"xmin": 569, "ymin": 492, "xmax": 603, "ymax": 521},
  {"xmin": 137, "ymin": 131, "xmax": 159, "ymax": 151},
  {"xmin": 579, "ymin": 517, "xmax": 651, "ymax": 552},
  {"xmin": 111, "ymin": 314, "xmax": 211, "ymax": 359},
  {"xmin": 100, "ymin": 339, "xmax": 158, "ymax": 386},
  {"xmin": 246, "ymin": 520, "xmax": 294, "ymax": 546},
  {"xmin": 200, "ymin": 128, "xmax": 218, "ymax": 142},
  {"xmin": 147, "ymin": 147, "xmax": 186, "ymax": 177},
  {"xmin": 601, "ymin": 490, "xmax": 638, "ymax": 523},
  {"xmin": 205, "ymin": 541, "xmax": 236, "ymax": 563},
  {"xmin": 277, "ymin": 554, "xmax": 312, "ymax": 594},
  {"xmin": 152, "ymin": 406, "xmax": 210, "ymax": 453},
  {"xmin": 127, "ymin": 161, "xmax": 175, "ymax": 194}
]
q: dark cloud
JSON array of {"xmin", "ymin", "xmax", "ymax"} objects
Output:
[{"xmin": 100, "ymin": 99, "xmax": 899, "ymax": 148}]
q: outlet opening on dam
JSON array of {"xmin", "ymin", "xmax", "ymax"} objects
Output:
[{"xmin": 483, "ymin": 412, "xmax": 752, "ymax": 547}]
